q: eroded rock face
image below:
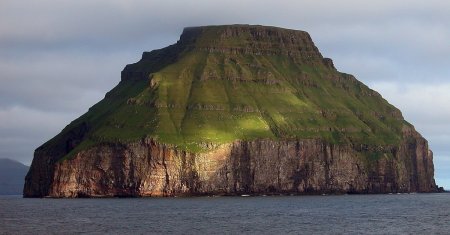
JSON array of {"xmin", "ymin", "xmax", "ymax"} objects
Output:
[
  {"xmin": 24, "ymin": 127, "xmax": 436, "ymax": 198},
  {"xmin": 23, "ymin": 25, "xmax": 438, "ymax": 197}
]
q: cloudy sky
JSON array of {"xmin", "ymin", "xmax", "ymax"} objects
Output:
[{"xmin": 1, "ymin": 0, "xmax": 449, "ymax": 188}]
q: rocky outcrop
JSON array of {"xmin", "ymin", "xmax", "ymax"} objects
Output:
[
  {"xmin": 24, "ymin": 126, "xmax": 437, "ymax": 198},
  {"xmin": 121, "ymin": 25, "xmax": 329, "ymax": 81},
  {"xmin": 23, "ymin": 25, "xmax": 439, "ymax": 197}
]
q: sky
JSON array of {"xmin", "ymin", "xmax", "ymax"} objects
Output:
[{"xmin": 0, "ymin": 0, "xmax": 449, "ymax": 188}]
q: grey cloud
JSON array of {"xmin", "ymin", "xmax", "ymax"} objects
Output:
[
  {"xmin": 371, "ymin": 82, "xmax": 450, "ymax": 188},
  {"xmin": 1, "ymin": 0, "xmax": 449, "ymax": 187},
  {"xmin": 312, "ymin": 22, "xmax": 450, "ymax": 84},
  {"xmin": 0, "ymin": 54, "xmax": 119, "ymax": 112},
  {"xmin": 4, "ymin": 0, "xmax": 448, "ymax": 50},
  {"xmin": 0, "ymin": 106, "xmax": 78, "ymax": 165},
  {"xmin": 0, "ymin": 106, "xmax": 75, "ymax": 137},
  {"xmin": 0, "ymin": 139, "xmax": 37, "ymax": 165}
]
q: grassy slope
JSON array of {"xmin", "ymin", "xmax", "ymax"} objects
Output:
[
  {"xmin": 39, "ymin": 26, "xmax": 407, "ymax": 160},
  {"xmin": 148, "ymin": 51, "xmax": 403, "ymax": 150}
]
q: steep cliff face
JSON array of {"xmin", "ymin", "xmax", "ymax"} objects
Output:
[
  {"xmin": 24, "ymin": 25, "xmax": 438, "ymax": 197},
  {"xmin": 40, "ymin": 126, "xmax": 435, "ymax": 198}
]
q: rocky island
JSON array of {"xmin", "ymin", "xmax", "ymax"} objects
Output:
[{"xmin": 24, "ymin": 25, "xmax": 438, "ymax": 197}]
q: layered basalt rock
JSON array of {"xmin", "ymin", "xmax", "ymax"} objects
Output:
[
  {"xmin": 24, "ymin": 25, "xmax": 439, "ymax": 197},
  {"xmin": 25, "ymin": 126, "xmax": 437, "ymax": 197},
  {"xmin": 29, "ymin": 131, "xmax": 435, "ymax": 198}
]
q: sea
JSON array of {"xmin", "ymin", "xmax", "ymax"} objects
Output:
[{"xmin": 0, "ymin": 193, "xmax": 449, "ymax": 234}]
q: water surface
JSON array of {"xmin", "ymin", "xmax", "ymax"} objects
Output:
[{"xmin": 1, "ymin": 194, "xmax": 449, "ymax": 234}]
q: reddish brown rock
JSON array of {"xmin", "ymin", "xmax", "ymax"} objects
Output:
[
  {"xmin": 23, "ymin": 25, "xmax": 438, "ymax": 197},
  {"xmin": 24, "ymin": 125, "xmax": 437, "ymax": 198}
]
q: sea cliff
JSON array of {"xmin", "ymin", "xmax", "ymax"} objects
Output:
[
  {"xmin": 25, "ymin": 126, "xmax": 436, "ymax": 197},
  {"xmin": 24, "ymin": 25, "xmax": 438, "ymax": 197}
]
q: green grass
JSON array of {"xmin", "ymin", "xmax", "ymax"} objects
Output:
[{"xmin": 41, "ymin": 26, "xmax": 408, "ymax": 161}]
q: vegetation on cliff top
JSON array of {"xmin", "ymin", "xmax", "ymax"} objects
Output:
[{"xmin": 39, "ymin": 25, "xmax": 408, "ymax": 159}]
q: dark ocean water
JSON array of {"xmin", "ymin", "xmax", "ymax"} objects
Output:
[{"xmin": 0, "ymin": 193, "xmax": 449, "ymax": 234}]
